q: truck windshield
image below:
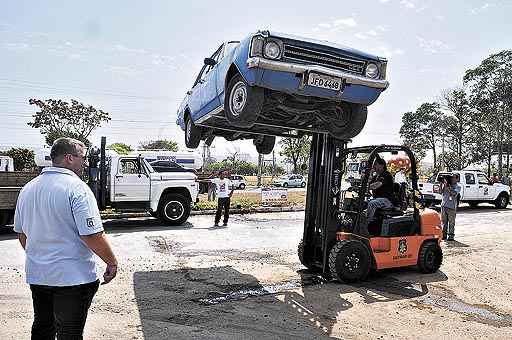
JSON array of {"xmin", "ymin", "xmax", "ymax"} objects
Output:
[{"xmin": 143, "ymin": 159, "xmax": 155, "ymax": 173}]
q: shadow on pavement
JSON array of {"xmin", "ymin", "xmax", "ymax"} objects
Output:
[{"xmin": 133, "ymin": 266, "xmax": 447, "ymax": 339}]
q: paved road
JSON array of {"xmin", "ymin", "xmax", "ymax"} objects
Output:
[{"xmin": 1, "ymin": 206, "xmax": 511, "ymax": 339}]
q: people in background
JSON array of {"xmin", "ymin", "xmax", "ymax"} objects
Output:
[
  {"xmin": 210, "ymin": 170, "xmax": 235, "ymax": 227},
  {"xmin": 440, "ymin": 174, "xmax": 461, "ymax": 241},
  {"xmin": 394, "ymin": 167, "xmax": 407, "ymax": 184}
]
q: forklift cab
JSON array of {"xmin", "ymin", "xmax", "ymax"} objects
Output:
[{"xmin": 300, "ymin": 137, "xmax": 443, "ymax": 283}]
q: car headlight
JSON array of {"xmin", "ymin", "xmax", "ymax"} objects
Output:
[
  {"xmin": 365, "ymin": 63, "xmax": 379, "ymax": 79},
  {"xmin": 264, "ymin": 40, "xmax": 281, "ymax": 60}
]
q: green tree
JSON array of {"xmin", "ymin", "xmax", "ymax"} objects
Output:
[
  {"xmin": 107, "ymin": 142, "xmax": 133, "ymax": 155},
  {"xmin": 399, "ymin": 103, "xmax": 444, "ymax": 168},
  {"xmin": 0, "ymin": 148, "xmax": 36, "ymax": 171},
  {"xmin": 464, "ymin": 50, "xmax": 512, "ymax": 176},
  {"xmin": 279, "ymin": 136, "xmax": 311, "ymax": 174},
  {"xmin": 28, "ymin": 98, "xmax": 111, "ymax": 146},
  {"xmin": 139, "ymin": 140, "xmax": 178, "ymax": 151}
]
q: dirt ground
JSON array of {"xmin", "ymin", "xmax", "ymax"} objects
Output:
[{"xmin": 1, "ymin": 205, "xmax": 511, "ymax": 339}]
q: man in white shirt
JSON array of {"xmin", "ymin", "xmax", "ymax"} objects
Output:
[
  {"xmin": 394, "ymin": 167, "xmax": 407, "ymax": 184},
  {"xmin": 210, "ymin": 170, "xmax": 235, "ymax": 227},
  {"xmin": 14, "ymin": 137, "xmax": 118, "ymax": 340}
]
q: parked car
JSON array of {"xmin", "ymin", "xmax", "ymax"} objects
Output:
[
  {"xmin": 176, "ymin": 30, "xmax": 389, "ymax": 154},
  {"xmin": 419, "ymin": 170, "xmax": 510, "ymax": 208},
  {"xmin": 149, "ymin": 160, "xmax": 196, "ymax": 174},
  {"xmin": 273, "ymin": 174, "xmax": 306, "ymax": 188},
  {"xmin": 229, "ymin": 175, "xmax": 247, "ymax": 190}
]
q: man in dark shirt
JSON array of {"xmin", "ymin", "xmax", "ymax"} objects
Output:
[{"xmin": 367, "ymin": 157, "xmax": 395, "ymax": 221}]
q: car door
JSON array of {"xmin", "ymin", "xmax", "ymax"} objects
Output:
[
  {"xmin": 216, "ymin": 41, "xmax": 240, "ymax": 103},
  {"xmin": 201, "ymin": 44, "xmax": 224, "ymax": 115},
  {"xmin": 462, "ymin": 173, "xmax": 478, "ymax": 200},
  {"xmin": 187, "ymin": 65, "xmax": 209, "ymax": 121},
  {"xmin": 477, "ymin": 173, "xmax": 495, "ymax": 200},
  {"xmin": 113, "ymin": 158, "xmax": 151, "ymax": 202}
]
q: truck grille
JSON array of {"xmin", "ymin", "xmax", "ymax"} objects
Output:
[{"xmin": 283, "ymin": 45, "xmax": 366, "ymax": 74}]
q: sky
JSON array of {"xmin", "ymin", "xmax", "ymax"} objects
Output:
[{"xmin": 1, "ymin": 0, "xmax": 511, "ymax": 164}]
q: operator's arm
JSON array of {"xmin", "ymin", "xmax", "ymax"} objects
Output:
[
  {"xmin": 80, "ymin": 232, "xmax": 117, "ymax": 266},
  {"xmin": 369, "ymin": 181, "xmax": 382, "ymax": 190},
  {"xmin": 17, "ymin": 233, "xmax": 27, "ymax": 250}
]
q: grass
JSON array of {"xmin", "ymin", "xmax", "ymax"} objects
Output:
[{"xmin": 193, "ymin": 190, "xmax": 306, "ymax": 210}]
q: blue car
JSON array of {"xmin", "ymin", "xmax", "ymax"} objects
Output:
[{"xmin": 177, "ymin": 30, "xmax": 389, "ymax": 154}]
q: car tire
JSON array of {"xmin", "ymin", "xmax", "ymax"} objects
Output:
[
  {"xmin": 225, "ymin": 74, "xmax": 264, "ymax": 128},
  {"xmin": 185, "ymin": 116, "xmax": 202, "ymax": 149},
  {"xmin": 254, "ymin": 136, "xmax": 275, "ymax": 155},
  {"xmin": 327, "ymin": 102, "xmax": 368, "ymax": 140},
  {"xmin": 417, "ymin": 241, "xmax": 443, "ymax": 273},
  {"xmin": 239, "ymin": 183, "xmax": 246, "ymax": 190},
  {"xmin": 329, "ymin": 240, "xmax": 371, "ymax": 283},
  {"xmin": 495, "ymin": 193, "xmax": 509, "ymax": 209},
  {"xmin": 158, "ymin": 193, "xmax": 191, "ymax": 226},
  {"xmin": 301, "ymin": 182, "xmax": 306, "ymax": 188},
  {"xmin": 468, "ymin": 202, "xmax": 479, "ymax": 209},
  {"xmin": 282, "ymin": 182, "xmax": 288, "ymax": 188},
  {"xmin": 0, "ymin": 209, "xmax": 14, "ymax": 227}
]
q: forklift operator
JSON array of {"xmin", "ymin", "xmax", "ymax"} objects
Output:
[{"xmin": 366, "ymin": 157, "xmax": 395, "ymax": 221}]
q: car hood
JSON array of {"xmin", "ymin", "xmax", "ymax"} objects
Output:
[
  {"xmin": 266, "ymin": 30, "xmax": 383, "ymax": 61},
  {"xmin": 151, "ymin": 172, "xmax": 197, "ymax": 181},
  {"xmin": 493, "ymin": 183, "xmax": 510, "ymax": 191}
]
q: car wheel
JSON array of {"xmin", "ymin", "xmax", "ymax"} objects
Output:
[
  {"xmin": 225, "ymin": 74, "xmax": 264, "ymax": 128},
  {"xmin": 254, "ymin": 135, "xmax": 275, "ymax": 155},
  {"xmin": 282, "ymin": 182, "xmax": 288, "ymax": 188},
  {"xmin": 495, "ymin": 193, "xmax": 509, "ymax": 209},
  {"xmin": 468, "ymin": 202, "xmax": 479, "ymax": 209},
  {"xmin": 185, "ymin": 116, "xmax": 202, "ymax": 149},
  {"xmin": 0, "ymin": 209, "xmax": 14, "ymax": 227},
  {"xmin": 158, "ymin": 193, "xmax": 191, "ymax": 226},
  {"xmin": 301, "ymin": 182, "xmax": 306, "ymax": 188},
  {"xmin": 328, "ymin": 240, "xmax": 371, "ymax": 282},
  {"xmin": 417, "ymin": 241, "xmax": 443, "ymax": 273},
  {"xmin": 327, "ymin": 102, "xmax": 368, "ymax": 140},
  {"xmin": 239, "ymin": 183, "xmax": 246, "ymax": 190}
]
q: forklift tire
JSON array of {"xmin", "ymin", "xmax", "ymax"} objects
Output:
[
  {"xmin": 0, "ymin": 209, "xmax": 14, "ymax": 227},
  {"xmin": 495, "ymin": 193, "xmax": 509, "ymax": 209},
  {"xmin": 328, "ymin": 240, "xmax": 371, "ymax": 283},
  {"xmin": 417, "ymin": 241, "xmax": 443, "ymax": 274},
  {"xmin": 297, "ymin": 239, "xmax": 307, "ymax": 267},
  {"xmin": 158, "ymin": 193, "xmax": 191, "ymax": 226},
  {"xmin": 225, "ymin": 74, "xmax": 264, "ymax": 128},
  {"xmin": 327, "ymin": 103, "xmax": 368, "ymax": 140}
]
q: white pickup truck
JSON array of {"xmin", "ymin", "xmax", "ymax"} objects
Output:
[
  {"xmin": 104, "ymin": 152, "xmax": 199, "ymax": 225},
  {"xmin": 419, "ymin": 170, "xmax": 510, "ymax": 209}
]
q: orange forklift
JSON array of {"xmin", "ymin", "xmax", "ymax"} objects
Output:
[{"xmin": 299, "ymin": 136, "xmax": 443, "ymax": 282}]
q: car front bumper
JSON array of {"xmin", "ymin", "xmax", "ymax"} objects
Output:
[{"xmin": 247, "ymin": 57, "xmax": 389, "ymax": 90}]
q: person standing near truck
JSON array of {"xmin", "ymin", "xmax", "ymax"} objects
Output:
[
  {"xmin": 210, "ymin": 170, "xmax": 235, "ymax": 227},
  {"xmin": 440, "ymin": 174, "xmax": 461, "ymax": 241},
  {"xmin": 14, "ymin": 137, "xmax": 118, "ymax": 339}
]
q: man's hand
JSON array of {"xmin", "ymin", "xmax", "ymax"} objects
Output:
[{"xmin": 103, "ymin": 264, "xmax": 117, "ymax": 284}]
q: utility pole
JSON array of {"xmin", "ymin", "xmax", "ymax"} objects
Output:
[
  {"xmin": 257, "ymin": 153, "xmax": 263, "ymax": 187},
  {"xmin": 272, "ymin": 150, "xmax": 276, "ymax": 181}
]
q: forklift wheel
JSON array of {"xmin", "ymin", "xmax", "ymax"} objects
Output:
[
  {"xmin": 328, "ymin": 240, "xmax": 371, "ymax": 283},
  {"xmin": 417, "ymin": 241, "xmax": 443, "ymax": 273}
]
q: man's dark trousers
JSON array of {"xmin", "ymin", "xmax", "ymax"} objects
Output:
[
  {"xmin": 215, "ymin": 197, "xmax": 230, "ymax": 225},
  {"xmin": 30, "ymin": 280, "xmax": 99, "ymax": 340}
]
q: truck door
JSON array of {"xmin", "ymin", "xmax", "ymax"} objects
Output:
[
  {"xmin": 113, "ymin": 158, "xmax": 151, "ymax": 202},
  {"xmin": 462, "ymin": 173, "xmax": 478, "ymax": 200},
  {"xmin": 477, "ymin": 173, "xmax": 495, "ymax": 200}
]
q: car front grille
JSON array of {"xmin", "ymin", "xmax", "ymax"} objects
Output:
[{"xmin": 282, "ymin": 45, "xmax": 366, "ymax": 74}]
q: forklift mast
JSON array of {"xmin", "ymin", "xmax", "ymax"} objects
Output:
[{"xmin": 302, "ymin": 134, "xmax": 346, "ymax": 274}]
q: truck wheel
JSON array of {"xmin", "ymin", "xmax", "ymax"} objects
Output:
[
  {"xmin": 495, "ymin": 193, "xmax": 509, "ymax": 209},
  {"xmin": 225, "ymin": 74, "xmax": 264, "ymax": 128},
  {"xmin": 185, "ymin": 116, "xmax": 202, "ymax": 149},
  {"xmin": 158, "ymin": 193, "xmax": 191, "ymax": 226},
  {"xmin": 468, "ymin": 202, "xmax": 479, "ymax": 209},
  {"xmin": 417, "ymin": 241, "xmax": 443, "ymax": 273},
  {"xmin": 327, "ymin": 102, "xmax": 368, "ymax": 140},
  {"xmin": 328, "ymin": 240, "xmax": 371, "ymax": 283},
  {"xmin": 254, "ymin": 136, "xmax": 275, "ymax": 155}
]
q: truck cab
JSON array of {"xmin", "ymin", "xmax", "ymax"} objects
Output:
[{"xmin": 107, "ymin": 153, "xmax": 199, "ymax": 225}]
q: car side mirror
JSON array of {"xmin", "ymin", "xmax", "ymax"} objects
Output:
[{"xmin": 204, "ymin": 58, "xmax": 216, "ymax": 66}]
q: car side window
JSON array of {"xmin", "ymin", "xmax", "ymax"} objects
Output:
[
  {"xmin": 477, "ymin": 174, "xmax": 490, "ymax": 185},
  {"xmin": 465, "ymin": 173, "xmax": 475, "ymax": 185},
  {"xmin": 120, "ymin": 159, "xmax": 140, "ymax": 174},
  {"xmin": 193, "ymin": 65, "xmax": 208, "ymax": 88}
]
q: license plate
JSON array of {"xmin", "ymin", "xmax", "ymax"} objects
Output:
[{"xmin": 307, "ymin": 73, "xmax": 342, "ymax": 91}]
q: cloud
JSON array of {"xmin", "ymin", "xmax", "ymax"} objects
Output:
[
  {"xmin": 400, "ymin": 0, "xmax": 415, "ymax": 9},
  {"xmin": 318, "ymin": 23, "xmax": 332, "ymax": 28},
  {"xmin": 113, "ymin": 44, "xmax": 147, "ymax": 55},
  {"xmin": 1, "ymin": 42, "xmax": 31, "ymax": 51},
  {"xmin": 106, "ymin": 65, "xmax": 141, "ymax": 76},
  {"xmin": 333, "ymin": 17, "xmax": 357, "ymax": 27},
  {"xmin": 417, "ymin": 36, "xmax": 450, "ymax": 53},
  {"xmin": 354, "ymin": 33, "xmax": 368, "ymax": 40},
  {"xmin": 470, "ymin": 3, "xmax": 492, "ymax": 15},
  {"xmin": 367, "ymin": 29, "xmax": 378, "ymax": 36},
  {"xmin": 379, "ymin": 0, "xmax": 391, "ymax": 3}
]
